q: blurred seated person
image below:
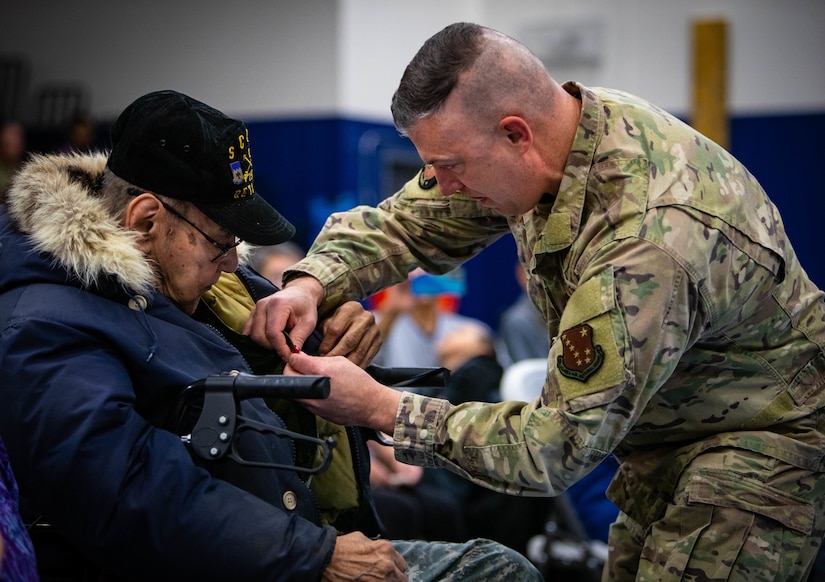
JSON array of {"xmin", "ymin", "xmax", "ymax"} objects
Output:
[
  {"xmin": 437, "ymin": 322, "xmax": 502, "ymax": 404},
  {"xmin": 419, "ymin": 325, "xmax": 551, "ymax": 558},
  {"xmin": 58, "ymin": 115, "xmax": 97, "ymax": 155},
  {"xmin": 368, "ymin": 321, "xmax": 505, "ymax": 544},
  {"xmin": 372, "ymin": 268, "xmax": 495, "ymax": 370},
  {"xmin": 498, "ymin": 262, "xmax": 550, "ymax": 365},
  {"xmin": 0, "ymin": 121, "xmax": 27, "ymax": 203},
  {"xmin": 242, "ymin": 240, "xmax": 306, "ymax": 288},
  {"xmin": 367, "ymin": 439, "xmax": 468, "ymax": 543}
]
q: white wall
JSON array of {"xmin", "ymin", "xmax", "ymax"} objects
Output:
[
  {"xmin": 341, "ymin": 0, "xmax": 825, "ymax": 119},
  {"xmin": 337, "ymin": 0, "xmax": 485, "ymax": 121},
  {"xmin": 2, "ymin": 0, "xmax": 823, "ymax": 122},
  {"xmin": 1, "ymin": 0, "xmax": 340, "ymax": 120}
]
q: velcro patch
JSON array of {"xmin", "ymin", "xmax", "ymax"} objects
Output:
[{"xmin": 555, "ymin": 270, "xmax": 625, "ymax": 401}]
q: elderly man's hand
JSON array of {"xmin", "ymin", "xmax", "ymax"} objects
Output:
[
  {"xmin": 318, "ymin": 301, "xmax": 381, "ymax": 367},
  {"xmin": 322, "ymin": 532, "xmax": 407, "ymax": 582},
  {"xmin": 243, "ymin": 274, "xmax": 381, "ymax": 366}
]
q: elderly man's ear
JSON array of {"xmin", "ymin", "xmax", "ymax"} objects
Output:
[{"xmin": 125, "ymin": 193, "xmax": 163, "ymax": 246}]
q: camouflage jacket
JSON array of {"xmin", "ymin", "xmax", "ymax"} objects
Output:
[{"xmin": 286, "ymin": 83, "xmax": 825, "ymax": 527}]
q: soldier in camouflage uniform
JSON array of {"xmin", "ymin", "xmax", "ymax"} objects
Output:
[{"xmin": 246, "ymin": 23, "xmax": 825, "ymax": 581}]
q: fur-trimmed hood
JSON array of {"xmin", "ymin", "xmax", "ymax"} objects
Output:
[{"xmin": 5, "ymin": 152, "xmax": 156, "ymax": 295}]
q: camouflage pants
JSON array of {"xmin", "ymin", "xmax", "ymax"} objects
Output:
[
  {"xmin": 392, "ymin": 538, "xmax": 543, "ymax": 582},
  {"xmin": 606, "ymin": 449, "xmax": 825, "ymax": 581}
]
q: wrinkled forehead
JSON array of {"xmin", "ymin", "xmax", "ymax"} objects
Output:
[{"xmin": 408, "ymin": 103, "xmax": 489, "ymax": 164}]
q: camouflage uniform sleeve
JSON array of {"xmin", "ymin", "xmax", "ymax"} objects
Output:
[
  {"xmin": 282, "ymin": 172, "xmax": 510, "ymax": 316},
  {"xmin": 393, "ymin": 236, "xmax": 705, "ymax": 496}
]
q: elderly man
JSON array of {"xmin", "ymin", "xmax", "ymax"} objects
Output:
[
  {"xmin": 247, "ymin": 22, "xmax": 825, "ymax": 582},
  {"xmin": 0, "ymin": 90, "xmax": 539, "ymax": 582}
]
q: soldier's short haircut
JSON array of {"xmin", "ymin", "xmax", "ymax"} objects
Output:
[{"xmin": 391, "ymin": 22, "xmax": 486, "ymax": 134}]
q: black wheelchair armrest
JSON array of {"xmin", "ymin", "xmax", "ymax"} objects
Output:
[
  {"xmin": 175, "ymin": 372, "xmax": 334, "ymax": 472},
  {"xmin": 173, "ymin": 366, "xmax": 448, "ymax": 470}
]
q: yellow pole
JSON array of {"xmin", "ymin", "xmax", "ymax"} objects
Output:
[{"xmin": 691, "ymin": 19, "xmax": 728, "ymax": 149}]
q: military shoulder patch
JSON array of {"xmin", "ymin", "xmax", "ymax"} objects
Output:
[
  {"xmin": 557, "ymin": 323, "xmax": 604, "ymax": 382},
  {"xmin": 418, "ymin": 164, "xmax": 437, "ymax": 190}
]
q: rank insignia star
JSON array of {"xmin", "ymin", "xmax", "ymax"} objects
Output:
[
  {"xmin": 557, "ymin": 323, "xmax": 604, "ymax": 382},
  {"xmin": 418, "ymin": 164, "xmax": 437, "ymax": 190}
]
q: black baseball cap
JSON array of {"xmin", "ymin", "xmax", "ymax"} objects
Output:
[{"xmin": 106, "ymin": 90, "xmax": 295, "ymax": 245}]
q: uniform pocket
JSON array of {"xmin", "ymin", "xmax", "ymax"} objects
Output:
[
  {"xmin": 637, "ymin": 455, "xmax": 816, "ymax": 581},
  {"xmin": 685, "ymin": 467, "xmax": 814, "ymax": 535},
  {"xmin": 638, "ymin": 465, "xmax": 814, "ymax": 582},
  {"xmin": 639, "ymin": 502, "xmax": 718, "ymax": 581}
]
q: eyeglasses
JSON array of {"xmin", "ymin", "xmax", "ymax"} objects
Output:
[{"xmin": 160, "ymin": 201, "xmax": 242, "ymax": 263}]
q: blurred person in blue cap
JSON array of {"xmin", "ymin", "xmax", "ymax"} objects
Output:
[{"xmin": 372, "ymin": 268, "xmax": 497, "ymax": 371}]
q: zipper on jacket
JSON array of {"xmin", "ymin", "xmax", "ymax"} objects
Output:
[
  {"xmin": 203, "ymin": 320, "xmax": 329, "ymax": 525},
  {"xmin": 204, "ymin": 322, "xmax": 255, "ymax": 375},
  {"xmin": 347, "ymin": 425, "xmax": 385, "ymax": 537}
]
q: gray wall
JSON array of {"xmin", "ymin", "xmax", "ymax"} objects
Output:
[{"xmin": 2, "ymin": 0, "xmax": 824, "ymax": 122}]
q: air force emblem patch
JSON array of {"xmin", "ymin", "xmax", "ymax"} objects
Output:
[
  {"xmin": 418, "ymin": 164, "xmax": 437, "ymax": 190},
  {"xmin": 557, "ymin": 323, "xmax": 604, "ymax": 382}
]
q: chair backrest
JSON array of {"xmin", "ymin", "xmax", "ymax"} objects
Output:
[
  {"xmin": 499, "ymin": 357, "xmax": 547, "ymax": 402},
  {"xmin": 34, "ymin": 83, "xmax": 89, "ymax": 129}
]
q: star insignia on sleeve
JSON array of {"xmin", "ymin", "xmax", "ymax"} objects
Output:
[{"xmin": 557, "ymin": 323, "xmax": 604, "ymax": 382}]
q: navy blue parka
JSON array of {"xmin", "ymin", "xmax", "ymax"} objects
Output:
[{"xmin": 0, "ymin": 153, "xmax": 355, "ymax": 581}]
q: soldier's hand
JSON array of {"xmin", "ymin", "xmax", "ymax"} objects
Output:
[
  {"xmin": 318, "ymin": 301, "xmax": 381, "ymax": 367},
  {"xmin": 322, "ymin": 531, "xmax": 407, "ymax": 582},
  {"xmin": 287, "ymin": 352, "xmax": 400, "ymax": 434}
]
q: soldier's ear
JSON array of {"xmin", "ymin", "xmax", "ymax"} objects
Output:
[{"xmin": 498, "ymin": 116, "xmax": 532, "ymax": 151}]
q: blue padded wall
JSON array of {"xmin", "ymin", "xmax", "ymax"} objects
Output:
[
  {"xmin": 247, "ymin": 111, "xmax": 825, "ymax": 332},
  {"xmin": 730, "ymin": 112, "xmax": 825, "ymax": 292}
]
